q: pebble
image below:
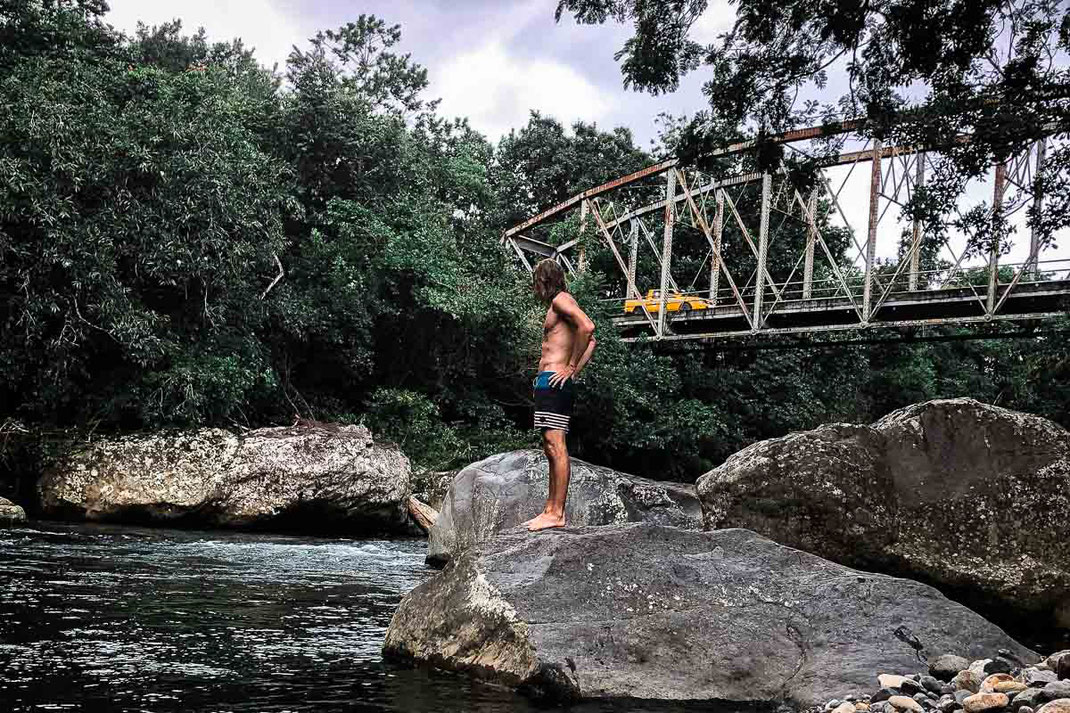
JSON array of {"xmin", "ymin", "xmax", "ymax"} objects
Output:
[
  {"xmin": 963, "ymin": 693, "xmax": 1010, "ymax": 713},
  {"xmin": 880, "ymin": 675, "xmax": 908, "ymax": 689},
  {"xmin": 1023, "ymin": 669, "xmax": 1058, "ymax": 687},
  {"xmin": 857, "ymin": 703, "xmax": 871, "ymax": 711},
  {"xmin": 1020, "ymin": 708, "xmax": 1034, "ymax": 713},
  {"xmin": 1042, "ymin": 651, "xmax": 1070, "ymax": 672},
  {"xmin": 1042, "ymin": 684, "xmax": 1070, "ymax": 703},
  {"xmin": 937, "ymin": 697, "xmax": 960, "ymax": 713},
  {"xmin": 1013, "ymin": 689, "xmax": 1046, "ymax": 711},
  {"xmin": 833, "ymin": 702, "xmax": 857, "ymax": 713},
  {"xmin": 900, "ymin": 680, "xmax": 929, "ymax": 696},
  {"xmin": 872, "ymin": 689, "xmax": 899, "ymax": 703},
  {"xmin": 932, "ymin": 656, "xmax": 972, "ymax": 683},
  {"xmin": 890, "ymin": 696, "xmax": 926, "ymax": 713},
  {"xmin": 1036, "ymin": 701, "xmax": 1070, "ymax": 713},
  {"xmin": 996, "ymin": 682, "xmax": 1028, "ymax": 695},
  {"xmin": 982, "ymin": 674, "xmax": 1016, "ymax": 693},
  {"xmin": 985, "ymin": 660, "xmax": 1015, "ymax": 676},
  {"xmin": 915, "ymin": 693, "xmax": 936, "ymax": 709},
  {"xmin": 954, "ymin": 671, "xmax": 984, "ymax": 694},
  {"xmin": 923, "ymin": 677, "xmax": 947, "ymax": 695},
  {"xmin": 956, "ymin": 691, "xmax": 975, "ymax": 704}
]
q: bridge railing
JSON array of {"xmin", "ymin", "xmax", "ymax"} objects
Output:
[{"xmin": 505, "ymin": 121, "xmax": 1068, "ymax": 341}]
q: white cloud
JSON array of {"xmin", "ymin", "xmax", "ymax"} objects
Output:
[
  {"xmin": 105, "ymin": 0, "xmax": 304, "ymax": 72},
  {"xmin": 433, "ymin": 42, "xmax": 610, "ymax": 142},
  {"xmin": 691, "ymin": 0, "xmax": 736, "ymax": 44}
]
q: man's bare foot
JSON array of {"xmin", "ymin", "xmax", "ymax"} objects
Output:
[{"xmin": 526, "ymin": 512, "xmax": 566, "ymax": 531}]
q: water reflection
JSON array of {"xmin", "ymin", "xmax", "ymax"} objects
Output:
[{"xmin": 0, "ymin": 522, "xmax": 556, "ymax": 712}]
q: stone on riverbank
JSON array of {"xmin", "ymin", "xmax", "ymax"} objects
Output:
[
  {"xmin": 384, "ymin": 523, "xmax": 1034, "ymax": 706},
  {"xmin": 0, "ymin": 496, "xmax": 26, "ymax": 526},
  {"xmin": 425, "ymin": 450, "xmax": 701, "ymax": 566},
  {"xmin": 37, "ymin": 423, "xmax": 411, "ymax": 534},
  {"xmin": 696, "ymin": 398, "xmax": 1070, "ymax": 626}
]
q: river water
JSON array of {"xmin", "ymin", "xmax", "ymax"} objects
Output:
[{"xmin": 0, "ymin": 521, "xmax": 583, "ymax": 713}]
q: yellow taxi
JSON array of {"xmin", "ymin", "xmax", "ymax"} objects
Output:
[{"xmin": 624, "ymin": 289, "xmax": 711, "ymax": 314}]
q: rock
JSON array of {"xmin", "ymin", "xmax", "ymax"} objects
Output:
[
  {"xmin": 938, "ymin": 695, "xmax": 960, "ymax": 713},
  {"xmin": 1023, "ymin": 669, "xmax": 1059, "ymax": 687},
  {"xmin": 827, "ymin": 700, "xmax": 843, "ymax": 710},
  {"xmin": 1036, "ymin": 702, "xmax": 1070, "ymax": 713},
  {"xmin": 695, "ymin": 399, "xmax": 1070, "ymax": 627},
  {"xmin": 1041, "ymin": 684, "xmax": 1070, "ymax": 704},
  {"xmin": 923, "ymin": 676, "xmax": 946, "ymax": 694},
  {"xmin": 881, "ymin": 675, "xmax": 910, "ymax": 689},
  {"xmin": 916, "ymin": 692, "xmax": 937, "ymax": 709},
  {"xmin": 425, "ymin": 450, "xmax": 701, "ymax": 566},
  {"xmin": 383, "ymin": 524, "xmax": 1036, "ymax": 706},
  {"xmin": 987, "ymin": 660, "xmax": 1016, "ymax": 676},
  {"xmin": 1013, "ymin": 689, "xmax": 1047, "ymax": 711},
  {"xmin": 834, "ymin": 702, "xmax": 858, "ymax": 713},
  {"xmin": 1045, "ymin": 652, "xmax": 1070, "ymax": 679},
  {"xmin": 857, "ymin": 702, "xmax": 872, "ymax": 711},
  {"xmin": 996, "ymin": 683, "xmax": 1029, "ymax": 695},
  {"xmin": 956, "ymin": 672, "xmax": 986, "ymax": 694},
  {"xmin": 957, "ymin": 691, "xmax": 975, "ymax": 705},
  {"xmin": 901, "ymin": 679, "xmax": 928, "ymax": 696},
  {"xmin": 0, "ymin": 496, "xmax": 27, "ymax": 526},
  {"xmin": 37, "ymin": 424, "xmax": 412, "ymax": 535},
  {"xmin": 963, "ymin": 693, "xmax": 1010, "ymax": 712},
  {"xmin": 1020, "ymin": 708, "xmax": 1034, "ymax": 713},
  {"xmin": 983, "ymin": 675, "xmax": 1017, "ymax": 693},
  {"xmin": 891, "ymin": 696, "xmax": 926, "ymax": 713},
  {"xmin": 875, "ymin": 689, "xmax": 901, "ymax": 703}
]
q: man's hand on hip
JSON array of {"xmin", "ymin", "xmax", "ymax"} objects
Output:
[{"xmin": 548, "ymin": 365, "xmax": 576, "ymax": 388}]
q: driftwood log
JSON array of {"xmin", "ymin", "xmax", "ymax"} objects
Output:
[{"xmin": 407, "ymin": 496, "xmax": 438, "ymax": 534}]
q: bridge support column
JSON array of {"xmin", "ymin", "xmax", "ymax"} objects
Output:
[
  {"xmin": 710, "ymin": 189, "xmax": 724, "ymax": 304},
  {"xmin": 988, "ymin": 161, "xmax": 1007, "ymax": 315},
  {"xmin": 908, "ymin": 152, "xmax": 925, "ymax": 291},
  {"xmin": 754, "ymin": 173, "xmax": 771, "ymax": 330},
  {"xmin": 863, "ymin": 139, "xmax": 882, "ymax": 323},
  {"xmin": 578, "ymin": 199, "xmax": 589, "ymax": 272},
  {"xmin": 657, "ymin": 170, "xmax": 676, "ymax": 338},
  {"xmin": 1027, "ymin": 138, "xmax": 1047, "ymax": 276},
  {"xmin": 627, "ymin": 219, "xmax": 639, "ymax": 297},
  {"xmin": 803, "ymin": 188, "xmax": 816, "ymax": 299}
]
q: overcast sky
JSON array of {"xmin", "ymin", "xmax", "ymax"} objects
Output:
[{"xmin": 105, "ymin": 0, "xmax": 733, "ymax": 148}]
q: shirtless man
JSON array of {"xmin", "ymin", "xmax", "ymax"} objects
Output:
[{"xmin": 525, "ymin": 259, "xmax": 597, "ymax": 532}]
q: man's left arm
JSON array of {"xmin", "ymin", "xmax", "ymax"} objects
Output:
[{"xmin": 549, "ymin": 293, "xmax": 596, "ymax": 387}]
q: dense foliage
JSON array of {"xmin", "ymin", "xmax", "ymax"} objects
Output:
[{"xmin": 1, "ymin": 1, "xmax": 1068, "ymax": 494}]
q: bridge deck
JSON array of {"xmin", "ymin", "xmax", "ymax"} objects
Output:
[{"xmin": 612, "ymin": 280, "xmax": 1070, "ymax": 341}]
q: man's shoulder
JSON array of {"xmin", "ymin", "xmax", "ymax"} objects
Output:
[{"xmin": 551, "ymin": 291, "xmax": 579, "ymax": 310}]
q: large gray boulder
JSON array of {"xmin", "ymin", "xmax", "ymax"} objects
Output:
[
  {"xmin": 0, "ymin": 496, "xmax": 26, "ymax": 526},
  {"xmin": 426, "ymin": 450, "xmax": 701, "ymax": 566},
  {"xmin": 696, "ymin": 398, "xmax": 1070, "ymax": 627},
  {"xmin": 37, "ymin": 423, "xmax": 411, "ymax": 534},
  {"xmin": 384, "ymin": 524, "xmax": 1036, "ymax": 706}
]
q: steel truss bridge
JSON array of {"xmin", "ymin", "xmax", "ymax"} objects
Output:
[{"xmin": 502, "ymin": 121, "xmax": 1070, "ymax": 344}]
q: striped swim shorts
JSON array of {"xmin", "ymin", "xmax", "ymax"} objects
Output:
[{"xmin": 533, "ymin": 371, "xmax": 575, "ymax": 433}]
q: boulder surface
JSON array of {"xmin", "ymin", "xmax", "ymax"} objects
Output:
[
  {"xmin": 696, "ymin": 398, "xmax": 1070, "ymax": 626},
  {"xmin": 385, "ymin": 523, "xmax": 1036, "ymax": 706},
  {"xmin": 37, "ymin": 423, "xmax": 411, "ymax": 534},
  {"xmin": 0, "ymin": 496, "xmax": 26, "ymax": 526},
  {"xmin": 425, "ymin": 450, "xmax": 701, "ymax": 566}
]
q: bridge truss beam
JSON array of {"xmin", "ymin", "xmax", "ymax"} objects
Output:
[{"xmin": 503, "ymin": 122, "xmax": 1068, "ymax": 344}]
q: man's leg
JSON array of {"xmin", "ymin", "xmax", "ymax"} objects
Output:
[{"xmin": 528, "ymin": 429, "xmax": 569, "ymax": 531}]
